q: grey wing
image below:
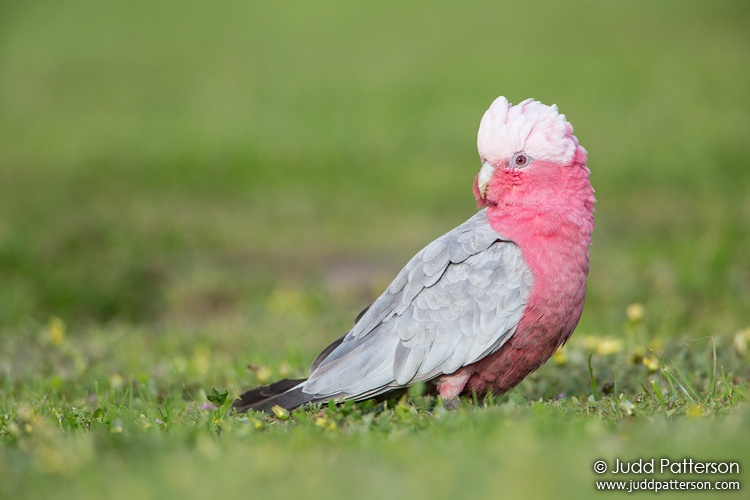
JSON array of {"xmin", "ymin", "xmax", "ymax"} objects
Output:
[{"xmin": 301, "ymin": 209, "xmax": 534, "ymax": 401}]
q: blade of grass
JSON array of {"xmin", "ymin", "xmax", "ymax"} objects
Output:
[
  {"xmin": 613, "ymin": 368, "xmax": 621, "ymax": 420},
  {"xmin": 670, "ymin": 362, "xmax": 702, "ymax": 403},
  {"xmin": 651, "ymin": 379, "xmax": 668, "ymax": 417},
  {"xmin": 588, "ymin": 354, "xmax": 599, "ymax": 402},
  {"xmin": 654, "ymin": 353, "xmax": 698, "ymax": 406},
  {"xmin": 708, "ymin": 337, "xmax": 717, "ymax": 400}
]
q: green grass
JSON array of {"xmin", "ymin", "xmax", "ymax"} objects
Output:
[{"xmin": 1, "ymin": 0, "xmax": 750, "ymax": 498}]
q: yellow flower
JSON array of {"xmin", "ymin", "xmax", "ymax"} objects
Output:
[
  {"xmin": 314, "ymin": 417, "xmax": 337, "ymax": 431},
  {"xmin": 626, "ymin": 303, "xmax": 645, "ymax": 323},
  {"xmin": 109, "ymin": 374, "xmax": 124, "ymax": 389},
  {"xmin": 648, "ymin": 339, "xmax": 663, "ymax": 351},
  {"xmin": 271, "ymin": 405, "xmax": 290, "ymax": 420},
  {"xmin": 686, "ymin": 405, "xmax": 705, "ymax": 418},
  {"xmin": 642, "ymin": 356, "xmax": 660, "ymax": 373},
  {"xmin": 734, "ymin": 328, "xmax": 750, "ymax": 357},
  {"xmin": 7, "ymin": 422, "xmax": 20, "ymax": 438},
  {"xmin": 582, "ymin": 336, "xmax": 600, "ymax": 351},
  {"xmin": 581, "ymin": 336, "xmax": 624, "ymax": 355},
  {"xmin": 552, "ymin": 348, "xmax": 567, "ymax": 365},
  {"xmin": 48, "ymin": 317, "xmax": 66, "ymax": 346},
  {"xmin": 596, "ymin": 338, "xmax": 624, "ymax": 356},
  {"xmin": 136, "ymin": 414, "xmax": 151, "ymax": 429},
  {"xmin": 278, "ymin": 362, "xmax": 292, "ymax": 377},
  {"xmin": 256, "ymin": 366, "xmax": 271, "ymax": 384}
]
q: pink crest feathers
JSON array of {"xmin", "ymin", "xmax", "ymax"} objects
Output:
[{"xmin": 477, "ymin": 97, "xmax": 578, "ymax": 167}]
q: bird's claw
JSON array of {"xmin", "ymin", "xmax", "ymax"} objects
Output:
[{"xmin": 442, "ymin": 397, "xmax": 461, "ymax": 411}]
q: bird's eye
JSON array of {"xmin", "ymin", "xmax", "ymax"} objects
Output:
[{"xmin": 511, "ymin": 152, "xmax": 532, "ymax": 168}]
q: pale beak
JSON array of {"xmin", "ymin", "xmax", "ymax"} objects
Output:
[{"xmin": 477, "ymin": 162, "xmax": 494, "ymax": 199}]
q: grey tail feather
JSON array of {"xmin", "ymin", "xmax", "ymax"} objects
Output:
[
  {"xmin": 232, "ymin": 309, "xmax": 375, "ymax": 415},
  {"xmin": 230, "ymin": 378, "xmax": 313, "ymax": 414}
]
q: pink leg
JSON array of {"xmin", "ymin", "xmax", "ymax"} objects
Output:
[{"xmin": 435, "ymin": 369, "xmax": 472, "ymax": 409}]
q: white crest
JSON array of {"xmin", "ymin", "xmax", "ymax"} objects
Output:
[{"xmin": 477, "ymin": 96, "xmax": 577, "ymax": 166}]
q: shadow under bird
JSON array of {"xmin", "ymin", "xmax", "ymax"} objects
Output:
[{"xmin": 231, "ymin": 96, "xmax": 595, "ymax": 414}]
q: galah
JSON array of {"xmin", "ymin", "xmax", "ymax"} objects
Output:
[{"xmin": 231, "ymin": 96, "xmax": 595, "ymax": 413}]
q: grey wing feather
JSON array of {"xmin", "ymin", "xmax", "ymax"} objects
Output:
[{"xmin": 301, "ymin": 208, "xmax": 533, "ymax": 401}]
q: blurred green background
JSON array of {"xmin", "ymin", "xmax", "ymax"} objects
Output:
[
  {"xmin": 2, "ymin": 0, "xmax": 748, "ymax": 333},
  {"xmin": 1, "ymin": 0, "xmax": 749, "ymax": 498}
]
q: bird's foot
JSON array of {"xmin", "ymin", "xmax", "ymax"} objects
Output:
[
  {"xmin": 435, "ymin": 371, "xmax": 471, "ymax": 407},
  {"xmin": 441, "ymin": 397, "xmax": 461, "ymax": 411}
]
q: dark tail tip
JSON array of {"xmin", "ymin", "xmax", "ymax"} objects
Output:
[{"xmin": 230, "ymin": 378, "xmax": 311, "ymax": 414}]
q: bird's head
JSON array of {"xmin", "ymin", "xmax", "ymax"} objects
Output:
[{"xmin": 473, "ymin": 97, "xmax": 592, "ymax": 213}]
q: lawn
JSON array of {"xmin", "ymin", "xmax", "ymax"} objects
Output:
[{"xmin": 1, "ymin": 0, "xmax": 749, "ymax": 498}]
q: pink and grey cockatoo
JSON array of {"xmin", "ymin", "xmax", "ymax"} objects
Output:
[{"xmin": 231, "ymin": 96, "xmax": 595, "ymax": 413}]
